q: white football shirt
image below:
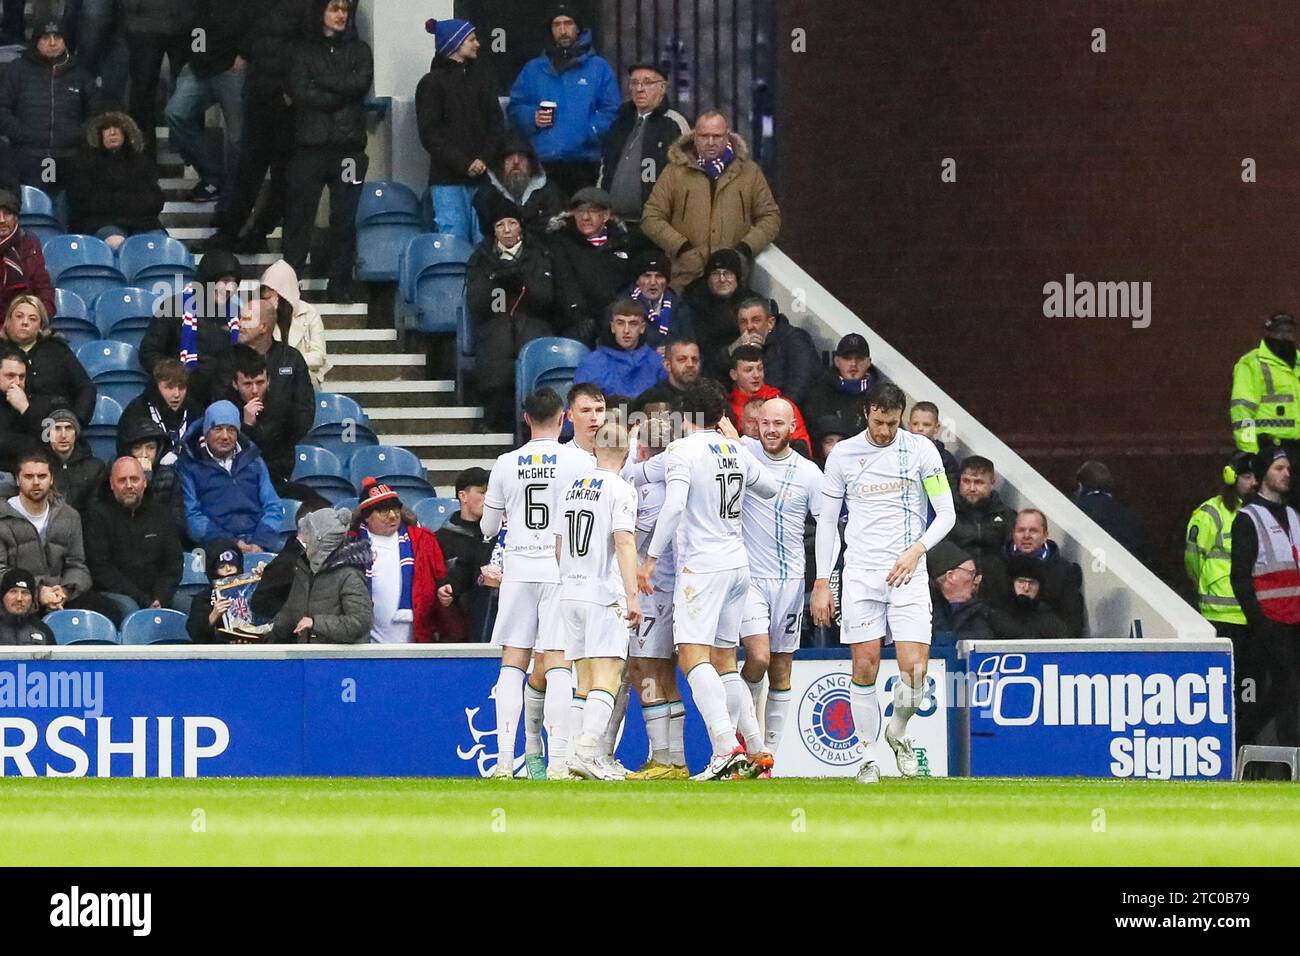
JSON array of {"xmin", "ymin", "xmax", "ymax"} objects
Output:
[
  {"xmin": 740, "ymin": 436, "xmax": 823, "ymax": 580},
  {"xmin": 484, "ymin": 438, "xmax": 590, "ymax": 583},
  {"xmin": 820, "ymin": 428, "xmax": 949, "ymax": 572},
  {"xmin": 559, "ymin": 467, "xmax": 638, "ymax": 604},
  {"xmin": 657, "ymin": 429, "xmax": 776, "ymax": 573},
  {"xmin": 623, "ymin": 452, "xmax": 675, "ymax": 591}
]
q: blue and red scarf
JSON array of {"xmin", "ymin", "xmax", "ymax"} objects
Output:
[
  {"xmin": 698, "ymin": 144, "xmax": 735, "ymax": 181},
  {"xmin": 630, "ymin": 284, "xmax": 676, "ymax": 339},
  {"xmin": 359, "ymin": 523, "xmax": 415, "ymax": 617},
  {"xmin": 179, "ymin": 283, "xmax": 239, "ymax": 368}
]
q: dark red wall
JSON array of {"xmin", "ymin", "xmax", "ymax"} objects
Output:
[{"xmin": 774, "ymin": 1, "xmax": 1300, "ymax": 589}]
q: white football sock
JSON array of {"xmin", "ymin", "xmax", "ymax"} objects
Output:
[
  {"xmin": 601, "ymin": 681, "xmax": 630, "ymax": 759},
  {"xmin": 850, "ymin": 681, "xmax": 880, "ymax": 763},
  {"xmin": 721, "ymin": 671, "xmax": 763, "ymax": 753},
  {"xmin": 888, "ymin": 677, "xmax": 925, "ymax": 740},
  {"xmin": 643, "ymin": 702, "xmax": 671, "ymax": 764},
  {"xmin": 523, "ymin": 682, "xmax": 546, "ymax": 757},
  {"xmin": 764, "ymin": 687, "xmax": 792, "ymax": 755},
  {"xmin": 744, "ymin": 674, "xmax": 764, "ymax": 716},
  {"xmin": 494, "ymin": 666, "xmax": 526, "ymax": 769},
  {"xmin": 686, "ymin": 662, "xmax": 736, "ymax": 757},
  {"xmin": 569, "ymin": 696, "xmax": 586, "ymax": 759},
  {"xmin": 543, "ymin": 666, "xmax": 573, "ymax": 762},
  {"xmin": 668, "ymin": 700, "xmax": 686, "ymax": 765},
  {"xmin": 578, "ymin": 689, "xmax": 615, "ymax": 758}
]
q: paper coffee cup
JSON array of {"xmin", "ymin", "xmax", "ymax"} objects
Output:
[{"xmin": 540, "ymin": 101, "xmax": 557, "ymax": 112}]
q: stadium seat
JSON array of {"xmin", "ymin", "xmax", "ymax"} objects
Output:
[
  {"xmin": 312, "ymin": 392, "xmax": 370, "ymax": 429},
  {"xmin": 117, "ymin": 233, "xmax": 196, "ymax": 288},
  {"xmin": 516, "ymin": 338, "xmax": 591, "ymax": 411},
  {"xmin": 42, "ymin": 234, "xmax": 127, "ymax": 306},
  {"xmin": 395, "ymin": 233, "xmax": 473, "ymax": 335},
  {"xmin": 93, "ymin": 287, "xmax": 158, "ymax": 350},
  {"xmin": 349, "ymin": 445, "xmax": 434, "ymax": 504},
  {"xmin": 355, "ymin": 181, "xmax": 425, "ymax": 283},
  {"xmin": 51, "ymin": 288, "xmax": 97, "ymax": 348},
  {"xmin": 76, "ymin": 340, "xmax": 150, "ymax": 407},
  {"xmin": 456, "ymin": 298, "xmax": 475, "ymax": 401},
  {"xmin": 171, "ymin": 549, "xmax": 210, "ymax": 612},
  {"xmin": 306, "ymin": 416, "xmax": 378, "ymax": 465},
  {"xmin": 413, "ymin": 496, "xmax": 458, "ymax": 531},
  {"xmin": 120, "ymin": 608, "xmax": 190, "ymax": 645},
  {"xmin": 246, "ymin": 552, "xmax": 275, "ymax": 577},
  {"xmin": 276, "ymin": 498, "xmax": 301, "ymax": 534},
  {"xmin": 291, "ymin": 445, "xmax": 356, "ymax": 504},
  {"xmin": 19, "ymin": 184, "xmax": 64, "ymax": 244},
  {"xmin": 82, "ymin": 394, "xmax": 123, "ymax": 461},
  {"xmin": 46, "ymin": 609, "xmax": 119, "ymax": 645},
  {"xmin": 335, "ymin": 496, "xmax": 360, "ymax": 513}
]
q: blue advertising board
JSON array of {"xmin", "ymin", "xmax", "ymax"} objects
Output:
[
  {"xmin": 0, "ymin": 652, "xmax": 714, "ymax": 777},
  {"xmin": 964, "ymin": 641, "xmax": 1234, "ymax": 779}
]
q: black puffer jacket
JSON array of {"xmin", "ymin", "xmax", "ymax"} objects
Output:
[
  {"xmin": 188, "ymin": 0, "xmax": 254, "ymax": 78},
  {"xmin": 466, "ymin": 235, "xmax": 557, "ymax": 389},
  {"xmin": 0, "ymin": 46, "xmax": 96, "ymax": 157},
  {"xmin": 121, "ymin": 0, "xmax": 192, "ymax": 36},
  {"xmin": 84, "ymin": 479, "xmax": 183, "ymax": 607},
  {"xmin": 290, "ymin": 0, "xmax": 373, "ymax": 149},
  {"xmin": 120, "ymin": 380, "xmax": 201, "ymax": 453},
  {"xmin": 247, "ymin": 0, "xmax": 310, "ymax": 102},
  {"xmin": 115, "ymin": 414, "xmax": 185, "ymax": 531},
  {"xmin": 67, "ymin": 111, "xmax": 165, "ymax": 236},
  {"xmin": 684, "ymin": 276, "xmax": 760, "ymax": 378},
  {"xmin": 23, "ymin": 335, "xmax": 96, "ymax": 424},
  {"xmin": 416, "ymin": 53, "xmax": 504, "ymax": 186},
  {"xmin": 546, "ymin": 212, "xmax": 636, "ymax": 343},
  {"xmin": 50, "ymin": 440, "xmax": 105, "ymax": 515},
  {"xmin": 222, "ymin": 341, "xmax": 315, "ymax": 485},
  {"xmin": 949, "ymin": 491, "xmax": 1017, "ymax": 562},
  {"xmin": 0, "ymin": 610, "xmax": 54, "ymax": 645}
]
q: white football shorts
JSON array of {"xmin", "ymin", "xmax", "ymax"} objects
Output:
[{"xmin": 838, "ymin": 567, "xmax": 932, "ymax": 646}]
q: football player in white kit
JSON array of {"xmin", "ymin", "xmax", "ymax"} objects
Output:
[
  {"xmin": 559, "ymin": 421, "xmax": 642, "ymax": 780},
  {"xmin": 622, "ymin": 396, "xmax": 688, "ymax": 780},
  {"xmin": 811, "ymin": 382, "xmax": 955, "ymax": 782},
  {"xmin": 739, "ymin": 398, "xmax": 823, "ymax": 774},
  {"xmin": 481, "ymin": 388, "xmax": 594, "ymax": 779},
  {"xmin": 640, "ymin": 380, "xmax": 779, "ymax": 780}
]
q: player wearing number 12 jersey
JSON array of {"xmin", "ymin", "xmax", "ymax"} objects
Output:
[
  {"xmin": 481, "ymin": 388, "xmax": 593, "ymax": 779},
  {"xmin": 641, "ymin": 380, "xmax": 779, "ymax": 780},
  {"xmin": 811, "ymin": 382, "xmax": 955, "ymax": 783}
]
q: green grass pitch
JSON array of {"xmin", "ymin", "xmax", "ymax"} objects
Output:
[{"xmin": 1, "ymin": 777, "xmax": 1297, "ymax": 866}]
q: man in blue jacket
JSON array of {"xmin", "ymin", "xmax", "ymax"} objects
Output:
[
  {"xmin": 178, "ymin": 400, "xmax": 283, "ymax": 553},
  {"xmin": 507, "ymin": 3, "xmax": 620, "ymax": 198},
  {"xmin": 573, "ymin": 297, "xmax": 667, "ymax": 399}
]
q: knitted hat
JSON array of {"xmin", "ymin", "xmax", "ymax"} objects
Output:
[
  {"xmin": 1252, "ymin": 441, "xmax": 1289, "ymax": 482},
  {"xmin": 205, "ymin": 539, "xmax": 244, "ymax": 579},
  {"xmin": 545, "ymin": 2, "xmax": 583, "ymax": 30},
  {"xmin": 359, "ymin": 476, "xmax": 402, "ymax": 516},
  {"xmin": 425, "ymin": 17, "xmax": 475, "ymax": 57},
  {"xmin": 197, "ymin": 249, "xmax": 242, "ymax": 284},
  {"xmin": 0, "ymin": 567, "xmax": 35, "ymax": 595},
  {"xmin": 1006, "ymin": 553, "xmax": 1046, "ymax": 586},
  {"xmin": 0, "ymin": 189, "xmax": 20, "ymax": 214},
  {"xmin": 635, "ymin": 252, "xmax": 672, "ymax": 280},
  {"xmin": 47, "ymin": 407, "xmax": 80, "ymax": 438},
  {"xmin": 705, "ymin": 248, "xmax": 744, "ymax": 278},
  {"xmin": 203, "ymin": 400, "xmax": 240, "ymax": 433}
]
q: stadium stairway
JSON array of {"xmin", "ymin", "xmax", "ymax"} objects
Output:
[{"xmin": 155, "ymin": 127, "xmax": 508, "ymax": 490}]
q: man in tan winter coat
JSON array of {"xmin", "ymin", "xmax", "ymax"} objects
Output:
[{"xmin": 640, "ymin": 111, "xmax": 781, "ymax": 291}]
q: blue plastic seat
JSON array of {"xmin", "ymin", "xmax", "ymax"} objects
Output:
[
  {"xmin": 306, "ymin": 423, "xmax": 378, "ymax": 465},
  {"xmin": 171, "ymin": 549, "xmax": 210, "ymax": 613},
  {"xmin": 396, "ymin": 233, "xmax": 473, "ymax": 334},
  {"xmin": 356, "ymin": 181, "xmax": 422, "ymax": 226},
  {"xmin": 348, "ymin": 444, "xmax": 424, "ymax": 486},
  {"xmin": 335, "ymin": 496, "xmax": 360, "ymax": 513},
  {"xmin": 290, "ymin": 445, "xmax": 356, "ymax": 503},
  {"xmin": 312, "ymin": 392, "xmax": 370, "ymax": 429},
  {"xmin": 275, "ymin": 498, "xmax": 301, "ymax": 534},
  {"xmin": 76, "ymin": 339, "xmax": 150, "ymax": 407},
  {"xmin": 413, "ymin": 496, "xmax": 458, "ymax": 532},
  {"xmin": 50, "ymin": 288, "xmax": 97, "ymax": 348},
  {"xmin": 42, "ymin": 234, "xmax": 127, "ymax": 305},
  {"xmin": 516, "ymin": 338, "xmax": 591, "ymax": 406},
  {"xmin": 82, "ymin": 393, "xmax": 123, "ymax": 461},
  {"xmin": 19, "ymin": 185, "xmax": 64, "ymax": 244},
  {"xmin": 456, "ymin": 297, "xmax": 476, "ymax": 401},
  {"xmin": 246, "ymin": 552, "xmax": 275, "ymax": 577},
  {"xmin": 46, "ymin": 609, "xmax": 119, "ymax": 645},
  {"xmin": 120, "ymin": 608, "xmax": 190, "ymax": 644},
  {"xmin": 355, "ymin": 182, "xmax": 425, "ymax": 283},
  {"xmin": 117, "ymin": 233, "xmax": 195, "ymax": 287},
  {"xmin": 93, "ymin": 286, "xmax": 158, "ymax": 350}
]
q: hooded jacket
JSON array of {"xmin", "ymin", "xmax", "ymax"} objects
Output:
[
  {"xmin": 641, "ymin": 130, "xmax": 782, "ymax": 290},
  {"xmin": 0, "ymin": 44, "xmax": 96, "ymax": 156},
  {"xmin": 979, "ymin": 540, "xmax": 1086, "ymax": 637},
  {"xmin": 67, "ymin": 111, "xmax": 165, "ymax": 236},
  {"xmin": 224, "ymin": 339, "xmax": 315, "ymax": 485},
  {"xmin": 685, "ymin": 275, "xmax": 760, "ymax": 378},
  {"xmin": 177, "ymin": 428, "xmax": 283, "ymax": 551},
  {"xmin": 598, "ymin": 98, "xmax": 691, "ymax": 212},
  {"xmin": 0, "ymin": 605, "xmax": 54, "ymax": 645},
  {"xmin": 988, "ymin": 591, "xmax": 1071, "ymax": 640},
  {"xmin": 274, "ymin": 507, "xmax": 373, "ymax": 643},
  {"xmin": 506, "ymin": 28, "xmax": 621, "ymax": 165},
  {"xmin": 20, "ymin": 334, "xmax": 97, "ymax": 423},
  {"xmin": 0, "ymin": 227, "xmax": 57, "ymax": 318},
  {"xmin": 290, "ymin": 0, "xmax": 373, "ymax": 149},
  {"xmin": 263, "ymin": 259, "xmax": 331, "ymax": 388},
  {"xmin": 0, "ymin": 386, "xmax": 55, "ymax": 474},
  {"xmin": 115, "ymin": 414, "xmax": 185, "ymax": 529},
  {"xmin": 415, "ymin": 50, "xmax": 504, "ymax": 186},
  {"xmin": 747, "ymin": 314, "xmax": 820, "ymax": 407},
  {"xmin": 84, "ymin": 477, "xmax": 183, "ymax": 606},
  {"xmin": 546, "ymin": 210, "xmax": 636, "ymax": 342},
  {"xmin": 0, "ymin": 497, "xmax": 92, "ymax": 598},
  {"xmin": 471, "ymin": 135, "xmax": 567, "ymax": 239},
  {"xmin": 573, "ymin": 333, "xmax": 666, "ymax": 399},
  {"xmin": 949, "ymin": 490, "xmax": 1017, "ymax": 561},
  {"xmin": 49, "ymin": 439, "xmax": 105, "ymax": 514}
]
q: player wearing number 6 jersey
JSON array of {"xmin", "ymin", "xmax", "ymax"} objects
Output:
[
  {"xmin": 559, "ymin": 421, "xmax": 642, "ymax": 780},
  {"xmin": 811, "ymin": 382, "xmax": 955, "ymax": 783},
  {"xmin": 481, "ymin": 388, "xmax": 594, "ymax": 779},
  {"xmin": 640, "ymin": 379, "xmax": 779, "ymax": 780},
  {"xmin": 739, "ymin": 398, "xmax": 823, "ymax": 774}
]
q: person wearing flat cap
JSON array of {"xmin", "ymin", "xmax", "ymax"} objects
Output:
[
  {"xmin": 1229, "ymin": 439, "xmax": 1300, "ymax": 747},
  {"xmin": 0, "ymin": 567, "xmax": 54, "ymax": 645},
  {"xmin": 547, "ymin": 186, "xmax": 636, "ymax": 344},
  {"xmin": 927, "ymin": 541, "xmax": 995, "ymax": 645}
]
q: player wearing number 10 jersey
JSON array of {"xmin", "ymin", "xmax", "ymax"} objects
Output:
[{"xmin": 482, "ymin": 388, "xmax": 593, "ymax": 779}]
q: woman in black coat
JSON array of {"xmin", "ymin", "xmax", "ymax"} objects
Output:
[
  {"xmin": 2, "ymin": 294, "xmax": 97, "ymax": 423},
  {"xmin": 66, "ymin": 111, "xmax": 166, "ymax": 244}
]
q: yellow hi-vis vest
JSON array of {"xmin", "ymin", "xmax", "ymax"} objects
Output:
[
  {"xmin": 1231, "ymin": 341, "xmax": 1300, "ymax": 453},
  {"xmin": 1185, "ymin": 495, "xmax": 1246, "ymax": 626}
]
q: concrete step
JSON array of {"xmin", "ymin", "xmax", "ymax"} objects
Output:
[
  {"xmin": 385, "ymin": 433, "xmax": 512, "ymax": 459},
  {"xmin": 324, "ymin": 330, "xmax": 399, "ymax": 354},
  {"xmin": 365, "ymin": 406, "xmax": 484, "ymax": 434},
  {"xmin": 326, "ymin": 378, "xmax": 458, "ymax": 407},
  {"xmin": 422, "ymin": 458, "xmax": 499, "ymax": 486},
  {"xmin": 326, "ymin": 354, "xmax": 426, "ymax": 380}
]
